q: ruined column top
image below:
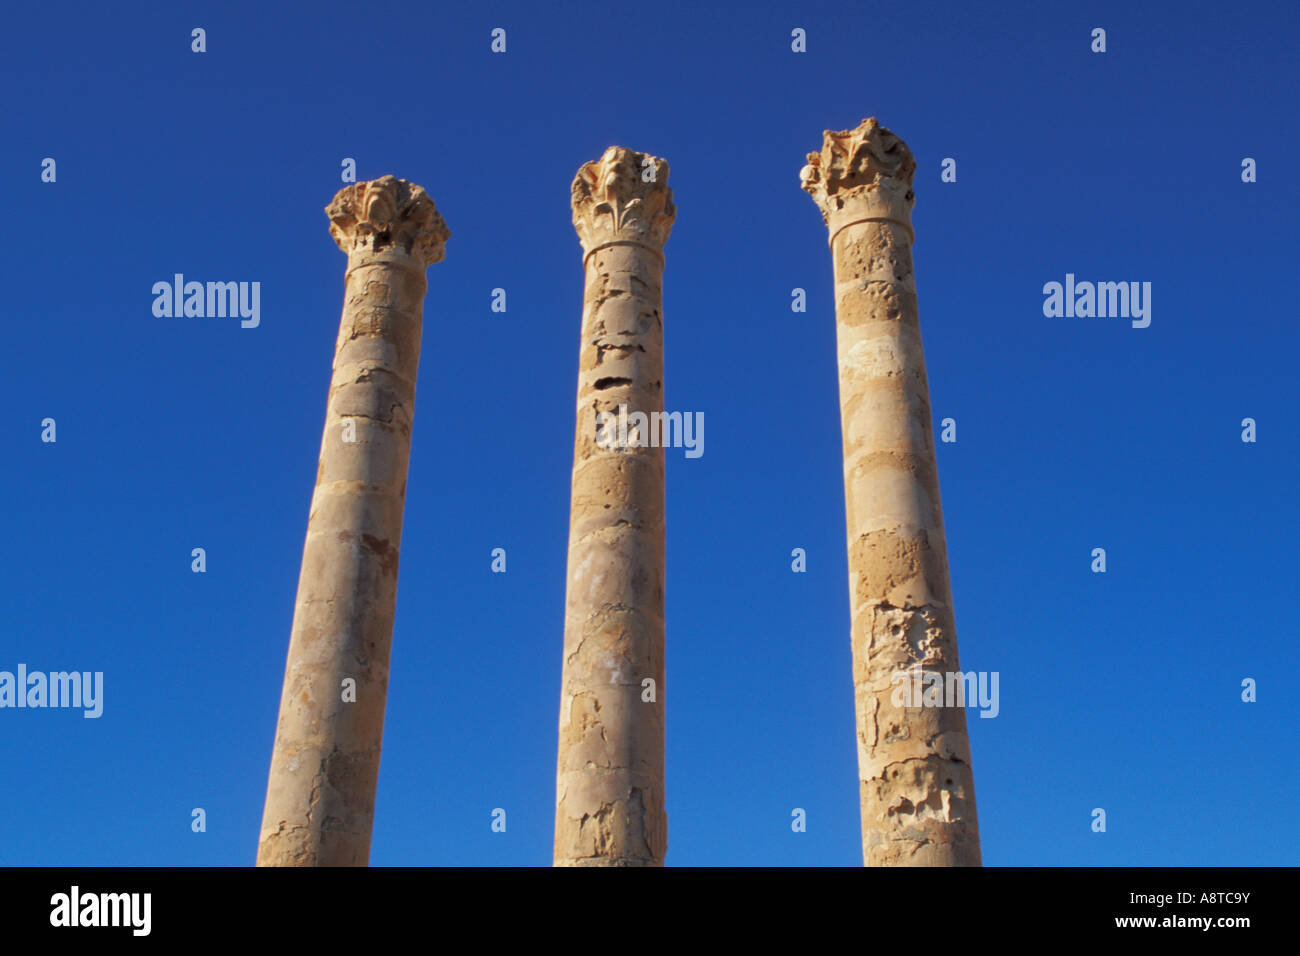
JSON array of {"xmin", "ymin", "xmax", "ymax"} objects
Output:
[
  {"xmin": 327, "ymin": 175, "xmax": 451, "ymax": 270},
  {"xmin": 572, "ymin": 146, "xmax": 675, "ymax": 262},
  {"xmin": 801, "ymin": 117, "xmax": 916, "ymax": 245}
]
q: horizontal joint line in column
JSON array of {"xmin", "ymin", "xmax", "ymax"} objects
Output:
[
  {"xmin": 345, "ymin": 258, "xmax": 430, "ymax": 283},
  {"xmin": 830, "ymin": 216, "xmax": 915, "ymax": 246},
  {"xmin": 583, "ymin": 240, "xmax": 665, "ymax": 269}
]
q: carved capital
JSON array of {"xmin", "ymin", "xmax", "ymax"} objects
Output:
[
  {"xmin": 572, "ymin": 147, "xmax": 675, "ymax": 259},
  {"xmin": 801, "ymin": 118, "xmax": 916, "ymax": 243},
  {"xmin": 327, "ymin": 176, "xmax": 450, "ymax": 268}
]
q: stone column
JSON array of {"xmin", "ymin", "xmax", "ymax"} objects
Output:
[
  {"xmin": 801, "ymin": 119, "xmax": 981, "ymax": 866},
  {"xmin": 257, "ymin": 176, "xmax": 449, "ymax": 867},
  {"xmin": 553, "ymin": 147, "xmax": 675, "ymax": 866}
]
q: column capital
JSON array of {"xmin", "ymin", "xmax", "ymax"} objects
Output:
[
  {"xmin": 572, "ymin": 147, "xmax": 675, "ymax": 261},
  {"xmin": 327, "ymin": 176, "xmax": 450, "ymax": 269},
  {"xmin": 801, "ymin": 118, "xmax": 916, "ymax": 244}
]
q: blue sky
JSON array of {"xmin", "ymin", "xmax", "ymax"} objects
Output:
[{"xmin": 2, "ymin": 0, "xmax": 1296, "ymax": 866}]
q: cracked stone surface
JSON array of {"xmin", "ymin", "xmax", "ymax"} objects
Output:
[
  {"xmin": 554, "ymin": 147, "xmax": 674, "ymax": 866},
  {"xmin": 257, "ymin": 177, "xmax": 448, "ymax": 867},
  {"xmin": 803, "ymin": 119, "xmax": 981, "ymax": 866}
]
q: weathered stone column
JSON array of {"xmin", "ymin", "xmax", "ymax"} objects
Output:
[
  {"xmin": 801, "ymin": 119, "xmax": 981, "ymax": 866},
  {"xmin": 554, "ymin": 147, "xmax": 674, "ymax": 866},
  {"xmin": 257, "ymin": 176, "xmax": 449, "ymax": 867}
]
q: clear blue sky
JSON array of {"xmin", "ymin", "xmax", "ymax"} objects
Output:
[{"xmin": 2, "ymin": 0, "xmax": 1296, "ymax": 866}]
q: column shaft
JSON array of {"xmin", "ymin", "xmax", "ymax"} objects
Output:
[
  {"xmin": 258, "ymin": 177, "xmax": 448, "ymax": 866},
  {"xmin": 803, "ymin": 120, "xmax": 982, "ymax": 866},
  {"xmin": 554, "ymin": 149, "xmax": 674, "ymax": 866}
]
